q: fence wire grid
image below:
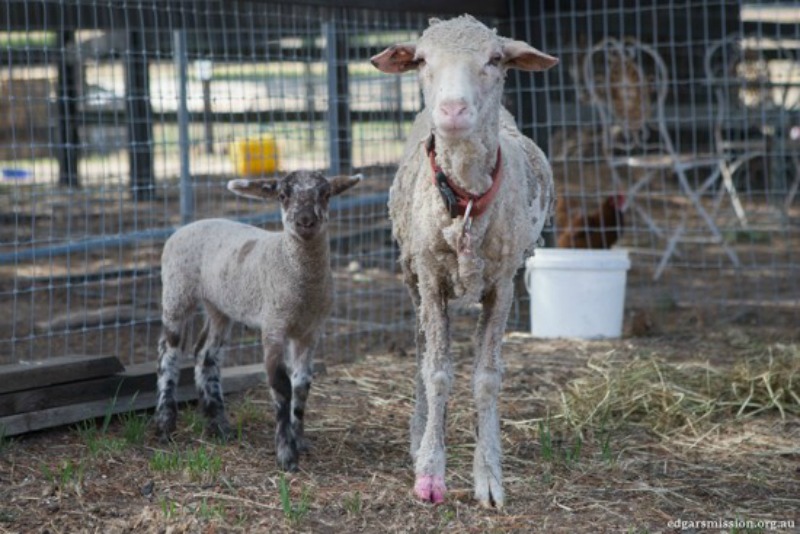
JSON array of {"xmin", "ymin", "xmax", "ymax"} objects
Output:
[{"xmin": 1, "ymin": 1, "xmax": 798, "ymax": 368}]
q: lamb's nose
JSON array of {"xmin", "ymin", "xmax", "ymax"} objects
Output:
[
  {"xmin": 297, "ymin": 213, "xmax": 316, "ymax": 228},
  {"xmin": 439, "ymin": 100, "xmax": 467, "ymax": 118}
]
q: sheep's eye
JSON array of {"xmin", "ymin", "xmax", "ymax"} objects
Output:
[
  {"xmin": 279, "ymin": 188, "xmax": 291, "ymax": 202},
  {"xmin": 414, "ymin": 56, "xmax": 426, "ymax": 68},
  {"xmin": 487, "ymin": 54, "xmax": 502, "ymax": 67}
]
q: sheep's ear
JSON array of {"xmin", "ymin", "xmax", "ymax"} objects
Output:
[
  {"xmin": 502, "ymin": 40, "xmax": 559, "ymax": 71},
  {"xmin": 370, "ymin": 44, "xmax": 419, "ymax": 74},
  {"xmin": 328, "ymin": 174, "xmax": 363, "ymax": 196},
  {"xmin": 226, "ymin": 178, "xmax": 280, "ymax": 200}
]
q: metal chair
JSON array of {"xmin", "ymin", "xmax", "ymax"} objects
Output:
[
  {"xmin": 788, "ymin": 127, "xmax": 800, "ymax": 212},
  {"xmin": 583, "ymin": 37, "xmax": 740, "ymax": 280},
  {"xmin": 706, "ymin": 34, "xmax": 800, "ymax": 218}
]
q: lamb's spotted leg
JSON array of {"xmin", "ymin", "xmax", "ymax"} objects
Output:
[
  {"xmin": 194, "ymin": 303, "xmax": 233, "ymax": 440},
  {"xmin": 471, "ymin": 281, "xmax": 513, "ymax": 509},
  {"xmin": 413, "ymin": 284, "xmax": 452, "ymax": 504},
  {"xmin": 155, "ymin": 326, "xmax": 183, "ymax": 441},
  {"xmin": 288, "ymin": 336, "xmax": 317, "ymax": 453},
  {"xmin": 265, "ymin": 332, "xmax": 297, "ymax": 471}
]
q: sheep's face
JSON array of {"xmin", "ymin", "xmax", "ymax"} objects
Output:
[
  {"xmin": 371, "ymin": 15, "xmax": 558, "ymax": 140},
  {"xmin": 227, "ymin": 171, "xmax": 362, "ymax": 241}
]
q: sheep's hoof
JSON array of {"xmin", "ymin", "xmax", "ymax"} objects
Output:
[
  {"xmin": 413, "ymin": 474, "xmax": 446, "ymax": 504},
  {"xmin": 474, "ymin": 479, "xmax": 504, "ymax": 510}
]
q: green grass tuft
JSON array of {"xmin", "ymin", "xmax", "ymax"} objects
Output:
[
  {"xmin": 342, "ymin": 491, "xmax": 362, "ymax": 516},
  {"xmin": 279, "ymin": 474, "xmax": 310, "ymax": 525}
]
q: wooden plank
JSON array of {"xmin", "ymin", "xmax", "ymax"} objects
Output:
[
  {"xmin": 0, "ymin": 364, "xmax": 265, "ymax": 437},
  {"xmin": 0, "ymin": 355, "xmax": 124, "ymax": 395},
  {"xmin": 0, "ymin": 361, "xmax": 194, "ymax": 418}
]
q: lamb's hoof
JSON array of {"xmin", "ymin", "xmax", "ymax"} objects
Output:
[
  {"xmin": 156, "ymin": 430, "xmax": 174, "ymax": 445},
  {"xmin": 277, "ymin": 455, "xmax": 299, "ymax": 473},
  {"xmin": 206, "ymin": 419, "xmax": 233, "ymax": 442},
  {"xmin": 296, "ymin": 436, "xmax": 311, "ymax": 454},
  {"xmin": 155, "ymin": 418, "xmax": 176, "ymax": 444},
  {"xmin": 276, "ymin": 441, "xmax": 300, "ymax": 472},
  {"xmin": 414, "ymin": 475, "xmax": 446, "ymax": 504}
]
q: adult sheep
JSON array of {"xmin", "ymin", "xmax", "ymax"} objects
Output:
[{"xmin": 371, "ymin": 15, "xmax": 558, "ymax": 508}]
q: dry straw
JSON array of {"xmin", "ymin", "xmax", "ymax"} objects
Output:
[{"xmin": 559, "ymin": 344, "xmax": 799, "ymax": 438}]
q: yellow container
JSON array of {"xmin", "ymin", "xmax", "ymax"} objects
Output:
[{"xmin": 230, "ymin": 134, "xmax": 279, "ymax": 176}]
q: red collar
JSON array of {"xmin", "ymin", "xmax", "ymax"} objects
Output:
[{"xmin": 426, "ymin": 135, "xmax": 503, "ymax": 219}]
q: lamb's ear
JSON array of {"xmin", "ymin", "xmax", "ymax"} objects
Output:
[
  {"xmin": 226, "ymin": 178, "xmax": 280, "ymax": 200},
  {"xmin": 370, "ymin": 44, "xmax": 419, "ymax": 74},
  {"xmin": 502, "ymin": 40, "xmax": 559, "ymax": 71},
  {"xmin": 328, "ymin": 174, "xmax": 363, "ymax": 196}
]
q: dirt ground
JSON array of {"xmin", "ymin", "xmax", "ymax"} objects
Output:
[{"xmin": 0, "ymin": 326, "xmax": 798, "ymax": 533}]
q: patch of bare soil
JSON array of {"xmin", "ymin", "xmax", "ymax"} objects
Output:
[{"xmin": 1, "ymin": 329, "xmax": 798, "ymax": 533}]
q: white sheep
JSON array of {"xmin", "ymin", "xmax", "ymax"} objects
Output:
[
  {"xmin": 371, "ymin": 15, "xmax": 558, "ymax": 508},
  {"xmin": 154, "ymin": 170, "xmax": 361, "ymax": 471}
]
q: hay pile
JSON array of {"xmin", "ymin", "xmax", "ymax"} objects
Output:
[{"xmin": 559, "ymin": 343, "xmax": 799, "ymax": 438}]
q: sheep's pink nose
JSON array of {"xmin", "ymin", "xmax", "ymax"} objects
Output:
[{"xmin": 439, "ymin": 100, "xmax": 468, "ymax": 118}]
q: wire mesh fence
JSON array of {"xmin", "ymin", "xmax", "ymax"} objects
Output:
[{"xmin": 0, "ymin": 1, "xmax": 798, "ymax": 368}]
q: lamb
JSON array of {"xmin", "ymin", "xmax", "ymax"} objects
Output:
[
  {"xmin": 371, "ymin": 15, "xmax": 558, "ymax": 508},
  {"xmin": 154, "ymin": 170, "xmax": 361, "ymax": 471}
]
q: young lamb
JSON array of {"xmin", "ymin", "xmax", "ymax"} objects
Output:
[
  {"xmin": 155, "ymin": 170, "xmax": 361, "ymax": 471},
  {"xmin": 371, "ymin": 15, "xmax": 558, "ymax": 508}
]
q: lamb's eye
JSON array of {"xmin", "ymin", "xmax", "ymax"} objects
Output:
[
  {"xmin": 414, "ymin": 56, "xmax": 426, "ymax": 68},
  {"xmin": 487, "ymin": 54, "xmax": 502, "ymax": 67},
  {"xmin": 279, "ymin": 188, "xmax": 291, "ymax": 202}
]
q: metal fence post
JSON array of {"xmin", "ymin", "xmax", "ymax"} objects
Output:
[
  {"xmin": 57, "ymin": 29, "xmax": 80, "ymax": 188},
  {"xmin": 174, "ymin": 30, "xmax": 193, "ymax": 225},
  {"xmin": 125, "ymin": 28, "xmax": 155, "ymax": 200},
  {"xmin": 324, "ymin": 14, "xmax": 351, "ymax": 174}
]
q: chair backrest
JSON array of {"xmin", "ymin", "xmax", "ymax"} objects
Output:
[
  {"xmin": 582, "ymin": 37, "xmax": 675, "ymax": 158},
  {"xmin": 705, "ymin": 34, "xmax": 800, "ymax": 143}
]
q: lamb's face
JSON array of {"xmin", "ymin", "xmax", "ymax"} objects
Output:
[
  {"xmin": 370, "ymin": 15, "xmax": 559, "ymax": 141},
  {"xmin": 278, "ymin": 171, "xmax": 333, "ymax": 241},
  {"xmin": 227, "ymin": 171, "xmax": 362, "ymax": 241}
]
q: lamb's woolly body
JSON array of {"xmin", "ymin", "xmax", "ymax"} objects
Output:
[{"xmin": 161, "ymin": 219, "xmax": 333, "ymax": 338}]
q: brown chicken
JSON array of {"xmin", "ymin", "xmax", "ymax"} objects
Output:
[{"xmin": 556, "ymin": 193, "xmax": 626, "ymax": 249}]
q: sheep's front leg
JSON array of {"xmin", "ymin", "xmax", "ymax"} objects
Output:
[
  {"xmin": 407, "ymin": 280, "xmax": 428, "ymax": 460},
  {"xmin": 264, "ymin": 333, "xmax": 298, "ymax": 471},
  {"xmin": 194, "ymin": 304, "xmax": 233, "ymax": 440},
  {"xmin": 288, "ymin": 336, "xmax": 316, "ymax": 453},
  {"xmin": 472, "ymin": 281, "xmax": 513, "ymax": 509},
  {"xmin": 413, "ymin": 285, "xmax": 452, "ymax": 504}
]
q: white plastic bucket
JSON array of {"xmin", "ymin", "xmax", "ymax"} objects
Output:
[{"xmin": 524, "ymin": 248, "xmax": 631, "ymax": 339}]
